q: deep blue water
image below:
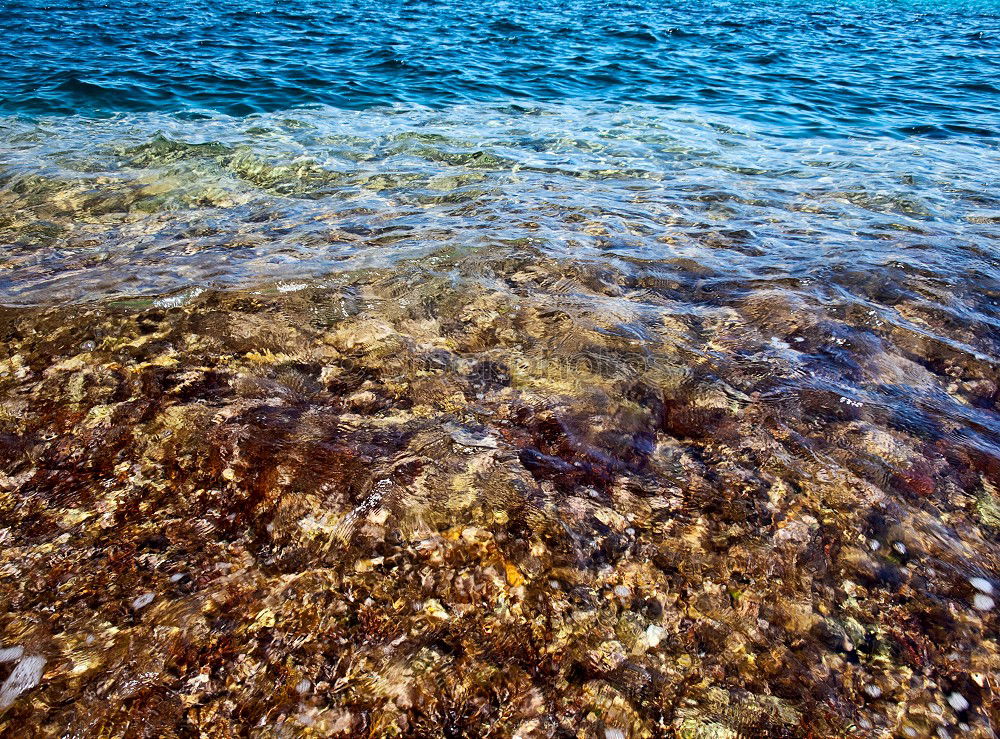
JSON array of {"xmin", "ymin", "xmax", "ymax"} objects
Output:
[{"xmin": 1, "ymin": 0, "xmax": 999, "ymax": 138}]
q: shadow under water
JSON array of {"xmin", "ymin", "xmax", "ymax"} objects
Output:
[{"xmin": 0, "ymin": 105, "xmax": 999, "ymax": 737}]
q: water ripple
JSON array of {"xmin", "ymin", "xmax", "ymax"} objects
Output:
[{"xmin": 0, "ymin": 0, "xmax": 998, "ymax": 138}]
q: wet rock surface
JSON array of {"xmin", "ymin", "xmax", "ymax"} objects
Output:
[{"xmin": 1, "ymin": 249, "xmax": 999, "ymax": 737}]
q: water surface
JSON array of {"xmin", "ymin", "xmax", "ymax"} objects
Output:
[
  {"xmin": 2, "ymin": 1, "xmax": 1000, "ymax": 737},
  {"xmin": 2, "ymin": 0, "xmax": 1000, "ymax": 138}
]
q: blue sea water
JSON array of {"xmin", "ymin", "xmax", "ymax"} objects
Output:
[{"xmin": 2, "ymin": 0, "xmax": 999, "ymax": 138}]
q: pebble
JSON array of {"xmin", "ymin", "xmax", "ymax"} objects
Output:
[
  {"xmin": 973, "ymin": 593, "xmax": 995, "ymax": 611},
  {"xmin": 0, "ymin": 646, "xmax": 24, "ymax": 663},
  {"xmin": 423, "ymin": 599, "xmax": 450, "ymax": 620},
  {"xmin": 863, "ymin": 684, "xmax": 882, "ymax": 699},
  {"xmin": 645, "ymin": 624, "xmax": 666, "ymax": 648},
  {"xmin": 132, "ymin": 593, "xmax": 155, "ymax": 610},
  {"xmin": 0, "ymin": 655, "xmax": 46, "ymax": 709},
  {"xmin": 947, "ymin": 692, "xmax": 969, "ymax": 712},
  {"xmin": 448, "ymin": 426, "xmax": 498, "ymax": 448},
  {"xmin": 969, "ymin": 576, "xmax": 994, "ymax": 594}
]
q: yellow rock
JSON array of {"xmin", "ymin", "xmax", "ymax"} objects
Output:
[{"xmin": 505, "ymin": 561, "xmax": 526, "ymax": 587}]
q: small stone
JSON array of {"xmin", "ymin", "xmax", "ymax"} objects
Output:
[
  {"xmin": 947, "ymin": 692, "xmax": 969, "ymax": 712},
  {"xmin": 423, "ymin": 599, "xmax": 450, "ymax": 620},
  {"xmin": 132, "ymin": 593, "xmax": 155, "ymax": 610},
  {"xmin": 973, "ymin": 593, "xmax": 994, "ymax": 611},
  {"xmin": 504, "ymin": 562, "xmax": 525, "ymax": 587},
  {"xmin": 613, "ymin": 585, "xmax": 632, "ymax": 600},
  {"xmin": 346, "ymin": 390, "xmax": 378, "ymax": 411},
  {"xmin": 645, "ymin": 624, "xmax": 666, "ymax": 648},
  {"xmin": 0, "ymin": 646, "xmax": 24, "ymax": 663},
  {"xmin": 0, "ymin": 655, "xmax": 46, "ymax": 709},
  {"xmin": 892, "ymin": 541, "xmax": 907, "ymax": 555},
  {"xmin": 448, "ymin": 426, "xmax": 498, "ymax": 448},
  {"xmin": 296, "ymin": 679, "xmax": 311, "ymax": 694},
  {"xmin": 605, "ymin": 729, "xmax": 626, "ymax": 739},
  {"xmin": 863, "ymin": 684, "xmax": 882, "ymax": 699},
  {"xmin": 970, "ymin": 576, "xmax": 994, "ymax": 594}
]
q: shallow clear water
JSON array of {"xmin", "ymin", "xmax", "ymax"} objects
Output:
[
  {"xmin": 3, "ymin": 103, "xmax": 999, "ymax": 306},
  {"xmin": 2, "ymin": 0, "xmax": 1000, "ymax": 737}
]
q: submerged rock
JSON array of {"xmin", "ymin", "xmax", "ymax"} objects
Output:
[{"xmin": 0, "ymin": 252, "xmax": 999, "ymax": 737}]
